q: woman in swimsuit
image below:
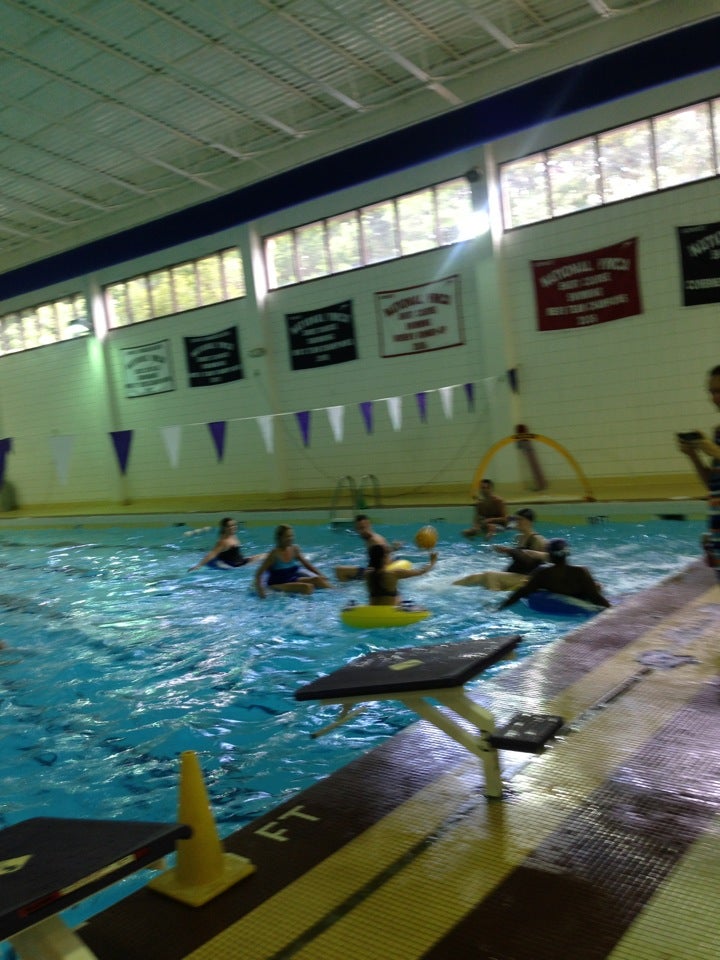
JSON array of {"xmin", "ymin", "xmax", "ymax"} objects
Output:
[
  {"xmin": 365, "ymin": 543, "xmax": 437, "ymax": 606},
  {"xmin": 254, "ymin": 525, "xmax": 332, "ymax": 598},
  {"xmin": 188, "ymin": 518, "xmax": 264, "ymax": 571}
]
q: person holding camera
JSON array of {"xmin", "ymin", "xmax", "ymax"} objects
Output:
[{"xmin": 677, "ymin": 364, "xmax": 720, "ymax": 578}]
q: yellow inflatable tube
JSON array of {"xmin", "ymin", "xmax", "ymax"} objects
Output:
[{"xmin": 340, "ymin": 605, "xmax": 430, "ymax": 629}]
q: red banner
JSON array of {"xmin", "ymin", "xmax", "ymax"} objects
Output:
[{"xmin": 532, "ymin": 238, "xmax": 642, "ymax": 331}]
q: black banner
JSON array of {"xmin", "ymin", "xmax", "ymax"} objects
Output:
[
  {"xmin": 678, "ymin": 222, "xmax": 720, "ymax": 306},
  {"xmin": 285, "ymin": 300, "xmax": 357, "ymax": 371},
  {"xmin": 184, "ymin": 326, "xmax": 243, "ymax": 387}
]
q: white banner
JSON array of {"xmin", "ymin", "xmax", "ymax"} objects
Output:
[
  {"xmin": 375, "ymin": 275, "xmax": 464, "ymax": 358},
  {"xmin": 326, "ymin": 405, "xmax": 345, "ymax": 442},
  {"xmin": 386, "ymin": 396, "xmax": 402, "ymax": 431},
  {"xmin": 256, "ymin": 415, "xmax": 274, "ymax": 454},
  {"xmin": 161, "ymin": 425, "xmax": 182, "ymax": 468},
  {"xmin": 121, "ymin": 340, "xmax": 174, "ymax": 398},
  {"xmin": 49, "ymin": 434, "xmax": 74, "ymax": 485}
]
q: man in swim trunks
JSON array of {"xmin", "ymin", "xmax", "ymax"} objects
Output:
[
  {"xmin": 454, "ymin": 508, "xmax": 547, "ymax": 589},
  {"xmin": 188, "ymin": 518, "xmax": 264, "ymax": 571},
  {"xmin": 677, "ymin": 364, "xmax": 720, "ymax": 580},
  {"xmin": 462, "ymin": 478, "xmax": 509, "ymax": 538},
  {"xmin": 335, "ymin": 514, "xmax": 402, "ymax": 582},
  {"xmin": 496, "ymin": 538, "xmax": 610, "ymax": 610}
]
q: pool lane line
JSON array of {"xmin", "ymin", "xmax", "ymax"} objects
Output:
[{"xmin": 178, "ymin": 598, "xmax": 720, "ymax": 960}]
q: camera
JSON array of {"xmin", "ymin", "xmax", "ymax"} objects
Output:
[{"xmin": 677, "ymin": 431, "xmax": 703, "ymax": 442}]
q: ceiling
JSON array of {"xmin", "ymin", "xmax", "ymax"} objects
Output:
[{"xmin": 0, "ymin": 0, "xmax": 717, "ymax": 277}]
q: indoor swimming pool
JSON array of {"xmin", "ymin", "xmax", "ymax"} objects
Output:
[{"xmin": 0, "ymin": 511, "xmax": 705, "ymax": 922}]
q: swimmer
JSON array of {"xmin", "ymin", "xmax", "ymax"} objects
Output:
[
  {"xmin": 365, "ymin": 542, "xmax": 437, "ymax": 606},
  {"xmin": 496, "ymin": 538, "xmax": 610, "ymax": 610},
  {"xmin": 255, "ymin": 525, "xmax": 332, "ymax": 598},
  {"xmin": 454, "ymin": 508, "xmax": 547, "ymax": 590},
  {"xmin": 188, "ymin": 518, "xmax": 264, "ymax": 571},
  {"xmin": 335, "ymin": 514, "xmax": 402, "ymax": 582},
  {"xmin": 462, "ymin": 478, "xmax": 509, "ymax": 538}
]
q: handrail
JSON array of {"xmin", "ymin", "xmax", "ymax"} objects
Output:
[
  {"xmin": 329, "ymin": 475, "xmax": 359, "ymax": 524},
  {"xmin": 358, "ymin": 473, "xmax": 382, "ymax": 510}
]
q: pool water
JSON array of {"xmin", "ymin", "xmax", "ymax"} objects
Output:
[{"xmin": 0, "ymin": 516, "xmax": 703, "ymax": 926}]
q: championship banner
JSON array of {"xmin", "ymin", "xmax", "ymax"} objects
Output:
[
  {"xmin": 184, "ymin": 326, "xmax": 243, "ymax": 387},
  {"xmin": 375, "ymin": 275, "xmax": 464, "ymax": 357},
  {"xmin": 532, "ymin": 238, "xmax": 642, "ymax": 331},
  {"xmin": 285, "ymin": 300, "xmax": 357, "ymax": 370},
  {"xmin": 120, "ymin": 339, "xmax": 174, "ymax": 398},
  {"xmin": 677, "ymin": 222, "xmax": 720, "ymax": 306}
]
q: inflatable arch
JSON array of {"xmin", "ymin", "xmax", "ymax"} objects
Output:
[{"xmin": 471, "ymin": 429, "xmax": 595, "ymax": 501}]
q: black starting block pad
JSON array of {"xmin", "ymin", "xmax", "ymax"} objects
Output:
[
  {"xmin": 295, "ymin": 635, "xmax": 522, "ymax": 701},
  {"xmin": 488, "ymin": 712, "xmax": 564, "ymax": 752},
  {"xmin": 0, "ymin": 817, "xmax": 191, "ymax": 940}
]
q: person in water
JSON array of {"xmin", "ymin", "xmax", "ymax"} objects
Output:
[
  {"xmin": 454, "ymin": 508, "xmax": 547, "ymax": 590},
  {"xmin": 188, "ymin": 517, "xmax": 264, "ymax": 571},
  {"xmin": 365, "ymin": 542, "xmax": 437, "ymax": 606},
  {"xmin": 496, "ymin": 538, "xmax": 611, "ymax": 611},
  {"xmin": 254, "ymin": 524, "xmax": 332, "ymax": 598},
  {"xmin": 462, "ymin": 478, "xmax": 509, "ymax": 538},
  {"xmin": 335, "ymin": 514, "xmax": 403, "ymax": 582}
]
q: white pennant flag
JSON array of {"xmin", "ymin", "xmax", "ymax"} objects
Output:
[
  {"xmin": 49, "ymin": 435, "xmax": 75, "ymax": 486},
  {"xmin": 161, "ymin": 425, "xmax": 182, "ymax": 468},
  {"xmin": 326, "ymin": 405, "xmax": 345, "ymax": 443},
  {"xmin": 483, "ymin": 377, "xmax": 498, "ymax": 406},
  {"xmin": 386, "ymin": 396, "xmax": 402, "ymax": 431},
  {"xmin": 438, "ymin": 386, "xmax": 454, "ymax": 420},
  {"xmin": 257, "ymin": 415, "xmax": 274, "ymax": 454}
]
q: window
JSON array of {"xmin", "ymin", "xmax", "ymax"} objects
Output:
[
  {"xmin": 500, "ymin": 97, "xmax": 720, "ymax": 229},
  {"xmin": 264, "ymin": 177, "xmax": 473, "ymax": 289},
  {"xmin": 105, "ymin": 248, "xmax": 245, "ymax": 328},
  {"xmin": 598, "ymin": 121, "xmax": 655, "ymax": 202},
  {"xmin": 0, "ymin": 294, "xmax": 89, "ymax": 356},
  {"xmin": 653, "ymin": 104, "xmax": 714, "ymax": 189}
]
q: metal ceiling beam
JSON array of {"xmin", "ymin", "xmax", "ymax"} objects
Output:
[{"xmin": 312, "ymin": 0, "xmax": 462, "ymax": 104}]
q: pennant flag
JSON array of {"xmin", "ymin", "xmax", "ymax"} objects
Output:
[
  {"xmin": 110, "ymin": 430, "xmax": 132, "ymax": 476},
  {"xmin": 208, "ymin": 421, "xmax": 226, "ymax": 461},
  {"xmin": 464, "ymin": 382, "xmax": 475, "ymax": 411},
  {"xmin": 0, "ymin": 438, "xmax": 12, "ymax": 487},
  {"xmin": 326, "ymin": 405, "xmax": 345, "ymax": 443},
  {"xmin": 49, "ymin": 435, "xmax": 74, "ymax": 486},
  {"xmin": 416, "ymin": 391, "xmax": 428, "ymax": 423},
  {"xmin": 507, "ymin": 368, "xmax": 519, "ymax": 393},
  {"xmin": 360, "ymin": 401, "xmax": 373, "ymax": 434},
  {"xmin": 438, "ymin": 386, "xmax": 454, "ymax": 420},
  {"xmin": 161, "ymin": 426, "xmax": 182, "ymax": 468},
  {"xmin": 256, "ymin": 415, "xmax": 274, "ymax": 454},
  {"xmin": 386, "ymin": 396, "xmax": 402, "ymax": 432},
  {"xmin": 483, "ymin": 377, "xmax": 497, "ymax": 406},
  {"xmin": 296, "ymin": 411, "xmax": 311, "ymax": 447}
]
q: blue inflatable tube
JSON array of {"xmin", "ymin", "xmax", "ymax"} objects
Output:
[{"xmin": 524, "ymin": 592, "xmax": 604, "ymax": 616}]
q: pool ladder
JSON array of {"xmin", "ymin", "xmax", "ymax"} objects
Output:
[{"xmin": 329, "ymin": 474, "xmax": 382, "ymax": 527}]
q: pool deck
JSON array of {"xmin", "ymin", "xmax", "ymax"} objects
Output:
[
  {"xmin": 0, "ymin": 473, "xmax": 707, "ymax": 521},
  {"xmin": 77, "ymin": 558, "xmax": 720, "ymax": 960}
]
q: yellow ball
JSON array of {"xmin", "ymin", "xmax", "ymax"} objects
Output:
[{"xmin": 414, "ymin": 525, "xmax": 438, "ymax": 550}]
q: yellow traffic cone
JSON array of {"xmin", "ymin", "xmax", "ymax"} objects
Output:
[{"xmin": 149, "ymin": 750, "xmax": 255, "ymax": 906}]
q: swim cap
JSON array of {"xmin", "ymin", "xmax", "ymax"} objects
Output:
[{"xmin": 547, "ymin": 538, "xmax": 569, "ymax": 560}]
